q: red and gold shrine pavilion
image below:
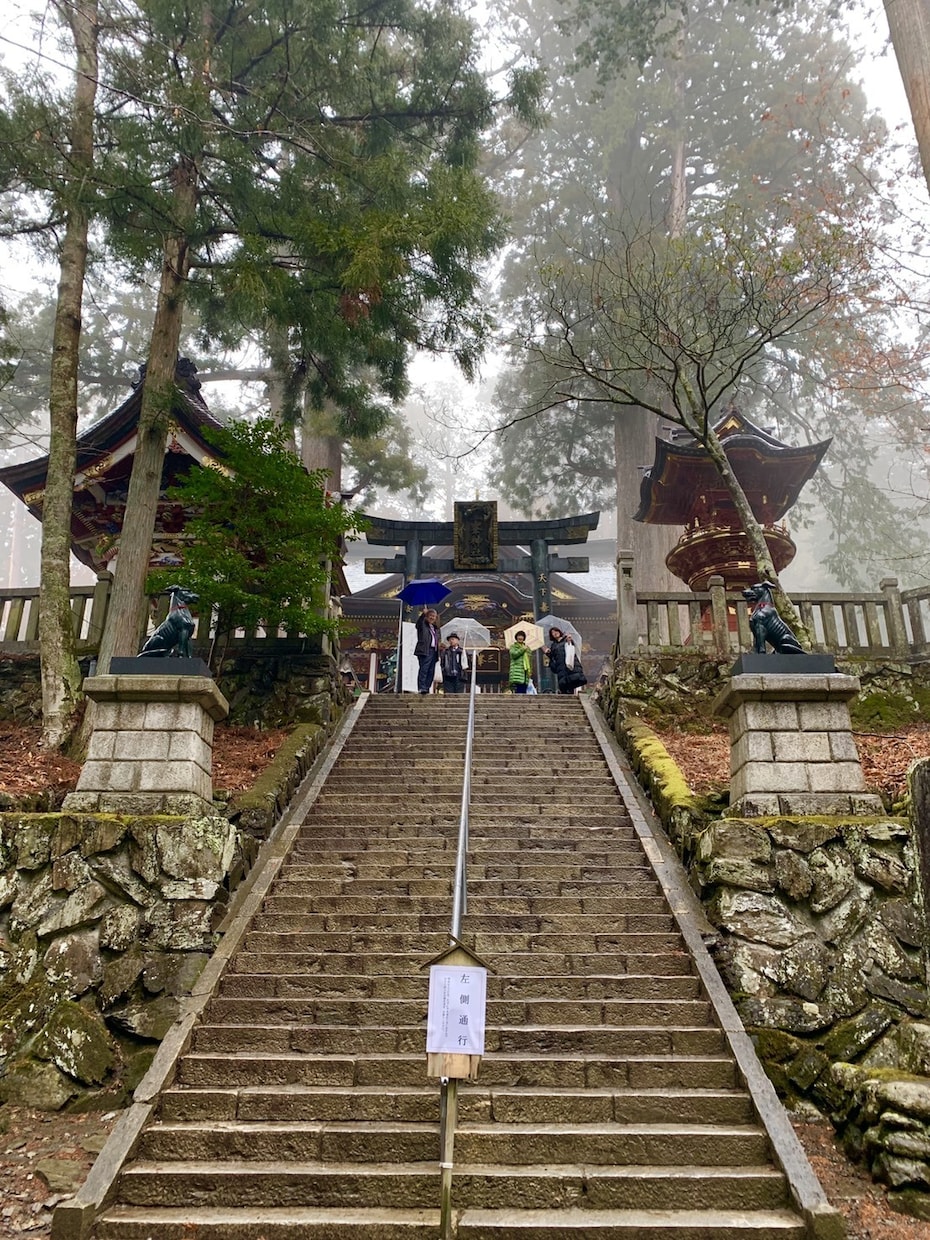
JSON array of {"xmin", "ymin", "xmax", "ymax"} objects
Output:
[
  {"xmin": 0, "ymin": 359, "xmax": 225, "ymax": 573},
  {"xmin": 633, "ymin": 408, "xmax": 830, "ymax": 590}
]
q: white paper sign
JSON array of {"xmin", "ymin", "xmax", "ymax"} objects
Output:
[{"xmin": 426, "ymin": 965, "xmax": 487, "ymax": 1056}]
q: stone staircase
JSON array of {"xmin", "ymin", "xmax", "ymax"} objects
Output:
[{"xmin": 85, "ymin": 694, "xmax": 832, "ymax": 1238}]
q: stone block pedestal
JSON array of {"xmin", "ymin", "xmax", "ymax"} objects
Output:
[
  {"xmin": 64, "ymin": 674, "xmax": 229, "ymax": 815},
  {"xmin": 713, "ymin": 671, "xmax": 883, "ymax": 817}
]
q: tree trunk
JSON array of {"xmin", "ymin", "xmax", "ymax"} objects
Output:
[
  {"xmin": 883, "ymin": 0, "xmax": 930, "ymax": 198},
  {"xmin": 613, "ymin": 408, "xmax": 679, "ymax": 591},
  {"xmin": 96, "ymin": 168, "xmax": 198, "ymax": 673},
  {"xmin": 702, "ymin": 424, "xmax": 811, "ymax": 647},
  {"xmin": 39, "ymin": 0, "xmax": 98, "ymax": 749},
  {"xmin": 301, "ymin": 402, "xmax": 343, "ymax": 492}
]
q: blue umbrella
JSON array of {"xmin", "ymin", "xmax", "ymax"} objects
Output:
[
  {"xmin": 392, "ymin": 579, "xmax": 451, "ymax": 693},
  {"xmin": 397, "ymin": 578, "xmax": 452, "ymax": 607}
]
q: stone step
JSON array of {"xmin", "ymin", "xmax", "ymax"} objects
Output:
[
  {"xmin": 258, "ymin": 897, "xmax": 669, "ymax": 919},
  {"xmin": 298, "ymin": 813, "xmax": 632, "ymax": 828},
  {"xmin": 242, "ymin": 913, "xmax": 671, "ymax": 936},
  {"xmin": 218, "ymin": 973, "xmax": 703, "ymax": 1001},
  {"xmin": 95, "ymin": 1205, "xmax": 441, "ymax": 1238},
  {"xmin": 240, "ymin": 931, "xmax": 688, "ymax": 954},
  {"xmin": 248, "ymin": 913, "xmax": 678, "ymax": 936},
  {"xmin": 276, "ymin": 858, "xmax": 644, "ymax": 877},
  {"xmin": 190, "ymin": 1025, "xmax": 726, "ymax": 1057},
  {"xmin": 156, "ymin": 1084, "xmax": 754, "ymax": 1127},
  {"xmin": 287, "ymin": 839, "xmax": 641, "ymax": 857},
  {"xmin": 137, "ymin": 1120, "xmax": 770, "ymax": 1166},
  {"xmin": 115, "ymin": 1159, "xmax": 789, "ymax": 1211},
  {"xmin": 272, "ymin": 873, "xmax": 660, "ymax": 893},
  {"xmin": 457, "ymin": 1208, "xmax": 806, "ymax": 1238},
  {"xmin": 202, "ymin": 997, "xmax": 714, "ymax": 1028},
  {"xmin": 245, "ymin": 921, "xmax": 681, "ymax": 946},
  {"xmin": 96, "ymin": 1188, "xmax": 801, "ymax": 1230},
  {"xmin": 264, "ymin": 882, "xmax": 661, "ymax": 902},
  {"xmin": 177, "ymin": 1053, "xmax": 740, "ymax": 1091},
  {"xmin": 229, "ymin": 951, "xmax": 695, "ymax": 977}
]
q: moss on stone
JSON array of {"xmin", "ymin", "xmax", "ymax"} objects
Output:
[
  {"xmin": 851, "ymin": 693, "xmax": 922, "ymax": 733},
  {"xmin": 620, "ymin": 719, "xmax": 704, "ymax": 819},
  {"xmin": 227, "ymin": 722, "xmax": 325, "ymax": 836}
]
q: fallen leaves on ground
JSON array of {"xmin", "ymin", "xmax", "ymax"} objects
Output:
[
  {"xmin": 210, "ymin": 724, "xmax": 290, "ymax": 794},
  {"xmin": 0, "ymin": 724, "xmax": 82, "ymax": 800},
  {"xmin": 793, "ymin": 1118, "xmax": 930, "ymax": 1238},
  {"xmin": 655, "ymin": 721, "xmax": 929, "ymax": 807},
  {"xmin": 0, "ymin": 722, "xmax": 286, "ymax": 800}
]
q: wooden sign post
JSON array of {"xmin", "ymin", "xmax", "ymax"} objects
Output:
[{"xmin": 424, "ymin": 941, "xmax": 491, "ymax": 1240}]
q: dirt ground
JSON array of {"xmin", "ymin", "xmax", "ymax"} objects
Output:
[
  {"xmin": 0, "ymin": 721, "xmax": 290, "ymax": 804},
  {"xmin": 656, "ymin": 720, "xmax": 930, "ymax": 808},
  {"xmin": 2, "ymin": 720, "xmax": 930, "ymax": 1233}
]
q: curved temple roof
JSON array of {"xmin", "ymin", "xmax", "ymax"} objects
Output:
[
  {"xmin": 633, "ymin": 409, "xmax": 831, "ymax": 527},
  {"xmin": 0, "ymin": 360, "xmax": 224, "ymax": 572}
]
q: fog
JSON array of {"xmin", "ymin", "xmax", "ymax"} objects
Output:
[{"xmin": 1, "ymin": 0, "xmax": 928, "ymax": 599}]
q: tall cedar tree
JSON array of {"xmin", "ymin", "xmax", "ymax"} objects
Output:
[
  {"xmin": 0, "ymin": 0, "xmax": 100, "ymax": 746},
  {"xmin": 92, "ymin": 0, "xmax": 538, "ymax": 671},
  {"xmin": 489, "ymin": 0, "xmax": 927, "ymax": 591}
]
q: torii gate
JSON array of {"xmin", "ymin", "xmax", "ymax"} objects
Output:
[{"xmin": 360, "ymin": 500, "xmax": 599, "ymax": 624}]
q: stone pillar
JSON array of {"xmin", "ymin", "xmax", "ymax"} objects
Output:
[
  {"xmin": 64, "ymin": 674, "xmax": 229, "ymax": 816},
  {"xmin": 616, "ymin": 549, "xmax": 638, "ymax": 655},
  {"xmin": 713, "ymin": 670, "xmax": 883, "ymax": 817}
]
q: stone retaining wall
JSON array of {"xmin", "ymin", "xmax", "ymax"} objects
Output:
[
  {"xmin": 0, "ymin": 810, "xmax": 240, "ymax": 1110},
  {"xmin": 605, "ymin": 698, "xmax": 930, "ymax": 1217},
  {"xmin": 0, "ymin": 707, "xmax": 341, "ymax": 1110}
]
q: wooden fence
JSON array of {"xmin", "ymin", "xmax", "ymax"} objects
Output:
[
  {"xmin": 616, "ymin": 552, "xmax": 930, "ymax": 660},
  {"xmin": 0, "ymin": 577, "xmax": 335, "ymax": 658},
  {"xmin": 3, "ymin": 566, "xmax": 930, "ymax": 662}
]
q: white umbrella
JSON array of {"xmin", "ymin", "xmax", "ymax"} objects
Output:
[
  {"xmin": 535, "ymin": 614, "xmax": 583, "ymax": 647},
  {"xmin": 440, "ymin": 617, "xmax": 492, "ymax": 649},
  {"xmin": 503, "ymin": 621, "xmax": 545, "ymax": 652}
]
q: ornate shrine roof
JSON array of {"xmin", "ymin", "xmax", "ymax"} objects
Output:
[
  {"xmin": 633, "ymin": 409, "xmax": 831, "ymax": 527},
  {"xmin": 0, "ymin": 360, "xmax": 225, "ymax": 572}
]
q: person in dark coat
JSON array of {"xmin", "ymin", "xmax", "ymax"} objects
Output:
[
  {"xmin": 414, "ymin": 608, "xmax": 441, "ymax": 694},
  {"xmin": 439, "ymin": 633, "xmax": 468, "ymax": 693},
  {"xmin": 546, "ymin": 626, "xmax": 585, "ymax": 694}
]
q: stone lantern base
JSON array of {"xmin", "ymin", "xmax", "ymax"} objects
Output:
[
  {"xmin": 64, "ymin": 674, "xmax": 229, "ymax": 816},
  {"xmin": 713, "ymin": 670, "xmax": 883, "ymax": 817}
]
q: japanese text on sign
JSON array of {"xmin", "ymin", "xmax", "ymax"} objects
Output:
[{"xmin": 426, "ymin": 965, "xmax": 487, "ymax": 1056}]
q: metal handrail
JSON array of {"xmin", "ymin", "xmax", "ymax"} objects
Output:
[
  {"xmin": 439, "ymin": 649, "xmax": 479, "ymax": 1240},
  {"xmin": 450, "ymin": 650, "xmax": 478, "ymax": 940}
]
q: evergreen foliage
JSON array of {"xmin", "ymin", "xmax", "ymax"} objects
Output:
[{"xmin": 148, "ymin": 418, "xmax": 361, "ymax": 643}]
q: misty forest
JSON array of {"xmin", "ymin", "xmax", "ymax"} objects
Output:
[{"xmin": 1, "ymin": 0, "xmax": 930, "ymax": 607}]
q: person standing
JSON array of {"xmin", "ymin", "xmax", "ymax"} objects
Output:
[
  {"xmin": 545, "ymin": 626, "xmax": 585, "ymax": 694},
  {"xmin": 414, "ymin": 607, "xmax": 441, "ymax": 694},
  {"xmin": 440, "ymin": 633, "xmax": 468, "ymax": 693},
  {"xmin": 508, "ymin": 630, "xmax": 533, "ymax": 694}
]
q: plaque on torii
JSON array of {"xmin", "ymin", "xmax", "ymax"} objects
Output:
[{"xmin": 361, "ymin": 501, "xmax": 599, "ymax": 620}]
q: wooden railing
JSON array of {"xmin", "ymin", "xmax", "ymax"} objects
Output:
[
  {"xmin": 0, "ymin": 576, "xmax": 338, "ymax": 659},
  {"xmin": 4, "ymin": 568, "xmax": 930, "ymax": 663},
  {"xmin": 0, "ymin": 579, "xmax": 111, "ymax": 653},
  {"xmin": 616, "ymin": 552, "xmax": 930, "ymax": 660}
]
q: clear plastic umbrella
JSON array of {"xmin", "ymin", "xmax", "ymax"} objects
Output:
[
  {"xmin": 535, "ymin": 614, "xmax": 583, "ymax": 647},
  {"xmin": 440, "ymin": 617, "xmax": 492, "ymax": 649}
]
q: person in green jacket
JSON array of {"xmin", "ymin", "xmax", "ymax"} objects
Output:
[{"xmin": 508, "ymin": 631, "xmax": 533, "ymax": 695}]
